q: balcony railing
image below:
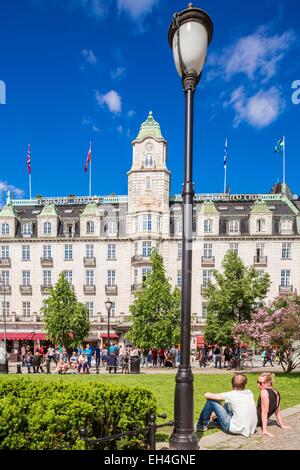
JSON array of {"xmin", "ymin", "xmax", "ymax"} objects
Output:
[
  {"xmin": 0, "ymin": 286, "xmax": 11, "ymax": 295},
  {"xmin": 201, "ymin": 256, "xmax": 215, "ymax": 267},
  {"xmin": 105, "ymin": 285, "xmax": 118, "ymax": 295},
  {"xmin": 19, "ymin": 285, "xmax": 32, "ymax": 295},
  {"xmin": 40, "ymin": 257, "xmax": 53, "ymax": 267},
  {"xmin": 131, "ymin": 283, "xmax": 143, "ymax": 292},
  {"xmin": 131, "ymin": 254, "xmax": 151, "ymax": 265},
  {"xmin": 253, "ymin": 256, "xmax": 268, "ymax": 266},
  {"xmin": 279, "ymin": 285, "xmax": 293, "ymax": 293},
  {"xmin": 83, "ymin": 285, "xmax": 96, "ymax": 295},
  {"xmin": 83, "ymin": 257, "xmax": 96, "ymax": 267},
  {"xmin": 0, "ymin": 258, "xmax": 11, "ymax": 267},
  {"xmin": 41, "ymin": 285, "xmax": 52, "ymax": 294}
]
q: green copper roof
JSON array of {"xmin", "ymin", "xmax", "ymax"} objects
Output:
[
  {"xmin": 135, "ymin": 111, "xmax": 164, "ymax": 141},
  {"xmin": 81, "ymin": 202, "xmax": 99, "ymax": 217},
  {"xmin": 0, "ymin": 191, "xmax": 17, "ymax": 217},
  {"xmin": 38, "ymin": 203, "xmax": 58, "ymax": 217},
  {"xmin": 250, "ymin": 199, "xmax": 272, "ymax": 214},
  {"xmin": 203, "ymin": 200, "xmax": 218, "ymax": 215}
]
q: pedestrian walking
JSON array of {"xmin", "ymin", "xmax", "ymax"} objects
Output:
[{"xmin": 263, "ymin": 349, "xmax": 274, "ymax": 367}]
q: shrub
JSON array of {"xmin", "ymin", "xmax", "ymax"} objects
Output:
[{"xmin": 0, "ymin": 378, "xmax": 156, "ymax": 450}]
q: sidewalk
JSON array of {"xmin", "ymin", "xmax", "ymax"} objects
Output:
[{"xmin": 198, "ymin": 405, "xmax": 300, "ymax": 450}]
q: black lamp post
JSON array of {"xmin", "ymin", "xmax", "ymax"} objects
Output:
[
  {"xmin": 168, "ymin": 3, "xmax": 213, "ymax": 450},
  {"xmin": 105, "ymin": 298, "xmax": 112, "ymax": 361},
  {"xmin": 0, "ymin": 274, "xmax": 8, "ymax": 374}
]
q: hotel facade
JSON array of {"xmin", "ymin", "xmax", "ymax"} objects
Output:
[{"xmin": 1, "ymin": 112, "xmax": 300, "ymax": 359}]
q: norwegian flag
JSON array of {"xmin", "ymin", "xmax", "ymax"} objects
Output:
[
  {"xmin": 84, "ymin": 142, "xmax": 92, "ymax": 173},
  {"xmin": 27, "ymin": 144, "xmax": 31, "ymax": 174}
]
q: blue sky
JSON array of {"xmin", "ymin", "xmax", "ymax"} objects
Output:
[{"xmin": 0, "ymin": 0, "xmax": 300, "ymax": 202}]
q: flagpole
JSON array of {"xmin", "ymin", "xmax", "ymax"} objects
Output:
[
  {"xmin": 89, "ymin": 141, "xmax": 92, "ymax": 197},
  {"xmin": 283, "ymin": 135, "xmax": 286, "ymax": 185},
  {"xmin": 29, "ymin": 173, "xmax": 32, "ymax": 200},
  {"xmin": 224, "ymin": 164, "xmax": 227, "ymax": 194}
]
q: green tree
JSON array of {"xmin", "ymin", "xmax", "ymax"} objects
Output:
[
  {"xmin": 41, "ymin": 272, "xmax": 90, "ymax": 349},
  {"xmin": 126, "ymin": 249, "xmax": 181, "ymax": 349},
  {"xmin": 204, "ymin": 250, "xmax": 270, "ymax": 346}
]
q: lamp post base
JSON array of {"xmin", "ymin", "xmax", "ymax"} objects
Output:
[
  {"xmin": 169, "ymin": 430, "xmax": 199, "ymax": 451},
  {"xmin": 0, "ymin": 361, "xmax": 9, "ymax": 374}
]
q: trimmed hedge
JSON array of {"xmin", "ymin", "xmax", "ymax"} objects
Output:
[{"xmin": 0, "ymin": 378, "xmax": 157, "ymax": 450}]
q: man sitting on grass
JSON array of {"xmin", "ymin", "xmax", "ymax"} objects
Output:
[{"xmin": 197, "ymin": 373, "xmax": 257, "ymax": 437}]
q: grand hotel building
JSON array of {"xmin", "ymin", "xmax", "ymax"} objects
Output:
[{"xmin": 1, "ymin": 112, "xmax": 300, "ymax": 358}]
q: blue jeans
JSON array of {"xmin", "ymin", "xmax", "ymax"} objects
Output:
[{"xmin": 197, "ymin": 400, "xmax": 233, "ymax": 432}]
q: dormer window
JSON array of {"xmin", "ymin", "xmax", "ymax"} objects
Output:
[
  {"xmin": 144, "ymin": 154, "xmax": 153, "ymax": 167},
  {"xmin": 43, "ymin": 222, "xmax": 52, "ymax": 235},
  {"xmin": 256, "ymin": 218, "xmax": 265, "ymax": 232},
  {"xmin": 204, "ymin": 219, "xmax": 213, "ymax": 233},
  {"xmin": 107, "ymin": 222, "xmax": 117, "ymax": 236},
  {"xmin": 87, "ymin": 221, "xmax": 95, "ymax": 234},
  {"xmin": 23, "ymin": 223, "xmax": 32, "ymax": 236},
  {"xmin": 1, "ymin": 223, "xmax": 9, "ymax": 236},
  {"xmin": 280, "ymin": 218, "xmax": 293, "ymax": 235},
  {"xmin": 229, "ymin": 220, "xmax": 239, "ymax": 235}
]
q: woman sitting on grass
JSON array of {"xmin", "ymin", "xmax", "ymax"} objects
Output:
[{"xmin": 257, "ymin": 372, "xmax": 291, "ymax": 437}]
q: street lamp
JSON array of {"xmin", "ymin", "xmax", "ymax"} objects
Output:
[
  {"xmin": 105, "ymin": 298, "xmax": 113, "ymax": 361},
  {"xmin": 168, "ymin": 3, "xmax": 213, "ymax": 450},
  {"xmin": 0, "ymin": 274, "xmax": 8, "ymax": 374}
]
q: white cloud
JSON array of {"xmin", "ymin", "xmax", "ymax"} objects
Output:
[
  {"xmin": 207, "ymin": 27, "xmax": 295, "ymax": 83},
  {"xmin": 78, "ymin": 0, "xmax": 111, "ymax": 18},
  {"xmin": 81, "ymin": 48, "xmax": 97, "ymax": 65},
  {"xmin": 0, "ymin": 181, "xmax": 24, "ymax": 205},
  {"xmin": 127, "ymin": 110, "xmax": 136, "ymax": 117},
  {"xmin": 117, "ymin": 125, "xmax": 123, "ymax": 133},
  {"xmin": 117, "ymin": 0, "xmax": 160, "ymax": 20},
  {"xmin": 227, "ymin": 86, "xmax": 285, "ymax": 128},
  {"xmin": 82, "ymin": 117, "xmax": 100, "ymax": 132},
  {"xmin": 111, "ymin": 66, "xmax": 126, "ymax": 79},
  {"xmin": 95, "ymin": 89, "xmax": 122, "ymax": 113}
]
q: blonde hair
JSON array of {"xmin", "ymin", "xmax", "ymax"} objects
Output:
[{"xmin": 259, "ymin": 372, "xmax": 275, "ymax": 386}]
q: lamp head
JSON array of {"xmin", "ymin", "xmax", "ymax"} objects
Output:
[
  {"xmin": 105, "ymin": 298, "xmax": 113, "ymax": 312},
  {"xmin": 168, "ymin": 3, "xmax": 213, "ymax": 83}
]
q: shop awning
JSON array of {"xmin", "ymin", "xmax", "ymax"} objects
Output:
[
  {"xmin": 99, "ymin": 333, "xmax": 119, "ymax": 339},
  {"xmin": 196, "ymin": 335, "xmax": 204, "ymax": 346},
  {"xmin": 0, "ymin": 333, "xmax": 45, "ymax": 341}
]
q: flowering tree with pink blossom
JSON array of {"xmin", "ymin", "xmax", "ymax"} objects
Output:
[{"xmin": 233, "ymin": 292, "xmax": 300, "ymax": 372}]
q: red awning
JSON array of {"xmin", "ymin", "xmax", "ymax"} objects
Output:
[
  {"xmin": 0, "ymin": 333, "xmax": 45, "ymax": 341},
  {"xmin": 100, "ymin": 334, "xmax": 119, "ymax": 339},
  {"xmin": 196, "ymin": 335, "xmax": 204, "ymax": 346}
]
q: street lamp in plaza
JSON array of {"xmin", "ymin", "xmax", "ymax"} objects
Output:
[
  {"xmin": 0, "ymin": 273, "xmax": 8, "ymax": 373},
  {"xmin": 105, "ymin": 298, "xmax": 113, "ymax": 361},
  {"xmin": 168, "ymin": 3, "xmax": 213, "ymax": 450}
]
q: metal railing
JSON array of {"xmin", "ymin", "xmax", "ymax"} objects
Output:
[{"xmin": 78, "ymin": 413, "xmax": 174, "ymax": 450}]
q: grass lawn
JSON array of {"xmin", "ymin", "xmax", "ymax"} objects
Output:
[{"xmin": 2, "ymin": 372, "xmax": 300, "ymax": 422}]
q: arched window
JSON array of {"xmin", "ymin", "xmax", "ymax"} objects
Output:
[
  {"xmin": 43, "ymin": 222, "xmax": 52, "ymax": 235},
  {"xmin": 145, "ymin": 176, "xmax": 151, "ymax": 190},
  {"xmin": 23, "ymin": 223, "xmax": 32, "ymax": 236},
  {"xmin": 1, "ymin": 223, "xmax": 9, "ymax": 236},
  {"xmin": 204, "ymin": 219, "xmax": 213, "ymax": 233},
  {"xmin": 87, "ymin": 221, "xmax": 95, "ymax": 234},
  {"xmin": 256, "ymin": 219, "xmax": 265, "ymax": 232},
  {"xmin": 108, "ymin": 222, "xmax": 117, "ymax": 236},
  {"xmin": 229, "ymin": 220, "xmax": 239, "ymax": 234},
  {"xmin": 144, "ymin": 154, "xmax": 153, "ymax": 167}
]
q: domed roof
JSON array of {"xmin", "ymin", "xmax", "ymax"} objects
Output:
[{"xmin": 134, "ymin": 111, "xmax": 165, "ymax": 141}]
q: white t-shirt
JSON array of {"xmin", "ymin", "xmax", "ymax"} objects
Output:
[{"xmin": 220, "ymin": 390, "xmax": 257, "ymax": 437}]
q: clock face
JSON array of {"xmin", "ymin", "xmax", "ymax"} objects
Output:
[{"xmin": 145, "ymin": 142, "xmax": 153, "ymax": 151}]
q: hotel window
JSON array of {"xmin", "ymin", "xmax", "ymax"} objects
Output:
[
  {"xmin": 229, "ymin": 220, "xmax": 239, "ymax": 234},
  {"xmin": 86, "ymin": 244, "xmax": 94, "ymax": 258},
  {"xmin": 142, "ymin": 267, "xmax": 151, "ymax": 283},
  {"xmin": 23, "ymin": 223, "xmax": 32, "ymax": 236},
  {"xmin": 1, "ymin": 301, "xmax": 10, "ymax": 316},
  {"xmin": 22, "ymin": 271, "xmax": 30, "ymax": 287},
  {"xmin": 202, "ymin": 303, "xmax": 207, "ymax": 319},
  {"xmin": 145, "ymin": 176, "xmax": 151, "ymax": 190},
  {"xmin": 43, "ymin": 270, "xmax": 52, "ymax": 287},
  {"xmin": 85, "ymin": 301, "xmax": 94, "ymax": 318},
  {"xmin": 64, "ymin": 270, "xmax": 73, "ymax": 286},
  {"xmin": 203, "ymin": 269, "xmax": 212, "ymax": 287},
  {"xmin": 177, "ymin": 270, "xmax": 182, "ymax": 287},
  {"xmin": 143, "ymin": 214, "xmax": 152, "ymax": 231},
  {"xmin": 107, "ymin": 244, "xmax": 116, "ymax": 260},
  {"xmin": 22, "ymin": 245, "xmax": 30, "ymax": 261},
  {"xmin": 86, "ymin": 270, "xmax": 94, "ymax": 287},
  {"xmin": 134, "ymin": 269, "xmax": 138, "ymax": 284},
  {"xmin": 43, "ymin": 245, "xmax": 51, "ymax": 258},
  {"xmin": 1, "ymin": 245, "xmax": 9, "ymax": 259},
  {"xmin": 1, "ymin": 271, "xmax": 9, "ymax": 286},
  {"xmin": 282, "ymin": 243, "xmax": 291, "ymax": 259},
  {"xmin": 204, "ymin": 219, "xmax": 213, "ymax": 234},
  {"xmin": 108, "ymin": 222, "xmax": 117, "ymax": 236},
  {"xmin": 203, "ymin": 243, "xmax": 213, "ymax": 259},
  {"xmin": 280, "ymin": 219, "xmax": 293, "ymax": 234},
  {"xmin": 87, "ymin": 221, "xmax": 95, "ymax": 234},
  {"xmin": 111, "ymin": 301, "xmax": 116, "ymax": 317},
  {"xmin": 22, "ymin": 301, "xmax": 30, "ymax": 317},
  {"xmin": 158, "ymin": 215, "xmax": 162, "ymax": 232},
  {"xmin": 229, "ymin": 243, "xmax": 239, "ymax": 255},
  {"xmin": 43, "ymin": 222, "xmax": 52, "ymax": 235},
  {"xmin": 256, "ymin": 243, "xmax": 265, "ymax": 260},
  {"xmin": 144, "ymin": 154, "xmax": 153, "ymax": 167},
  {"xmin": 177, "ymin": 221, "xmax": 182, "ymax": 235},
  {"xmin": 1, "ymin": 223, "xmax": 9, "ymax": 236},
  {"xmin": 256, "ymin": 269, "xmax": 265, "ymax": 278},
  {"xmin": 256, "ymin": 219, "xmax": 266, "ymax": 232},
  {"xmin": 107, "ymin": 270, "xmax": 116, "ymax": 287},
  {"xmin": 142, "ymin": 241, "xmax": 152, "ymax": 257},
  {"xmin": 64, "ymin": 244, "xmax": 73, "ymax": 260},
  {"xmin": 178, "ymin": 243, "xmax": 182, "ymax": 260},
  {"xmin": 134, "ymin": 242, "xmax": 138, "ymax": 255},
  {"xmin": 280, "ymin": 270, "xmax": 290, "ymax": 287}
]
